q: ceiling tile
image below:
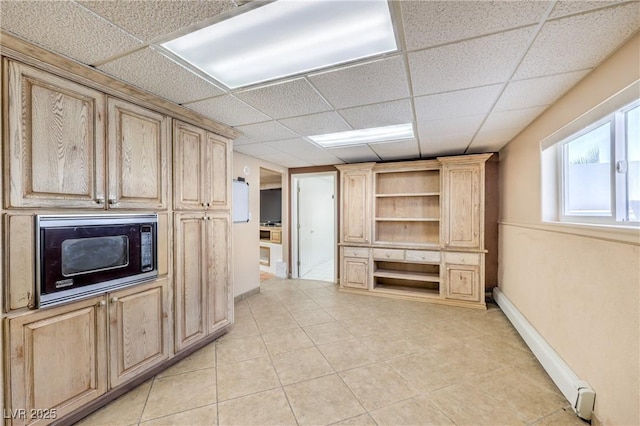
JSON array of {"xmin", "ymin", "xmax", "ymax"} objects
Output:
[
  {"xmin": 326, "ymin": 145, "xmax": 380, "ymax": 163},
  {"xmin": 184, "ymin": 95, "xmax": 270, "ymax": 127},
  {"xmin": 338, "ymin": 99, "xmax": 413, "ymax": 130},
  {"xmin": 233, "ymin": 135, "xmax": 256, "ymax": 146},
  {"xmin": 79, "ymin": 0, "xmax": 236, "ymax": 42},
  {"xmin": 279, "ymin": 112, "xmax": 351, "ymax": 137},
  {"xmin": 414, "ymin": 85, "xmax": 502, "ymax": 122},
  {"xmin": 470, "ymin": 127, "xmax": 523, "ymax": 153},
  {"xmin": 309, "ymin": 56, "xmax": 410, "ymax": 109},
  {"xmin": 401, "ymin": 1, "xmax": 549, "ymax": 51},
  {"xmin": 514, "ymin": 3, "xmax": 640, "ymax": 79},
  {"xmin": 549, "ymin": 1, "xmax": 626, "ymax": 19},
  {"xmin": 417, "ymin": 115, "xmax": 485, "ymax": 157},
  {"xmin": 264, "ymin": 139, "xmax": 343, "ymax": 165},
  {"xmin": 408, "ymin": 27, "xmax": 535, "ymax": 95},
  {"xmin": 475, "ymin": 106, "xmax": 548, "ymax": 148},
  {"xmin": 234, "ymin": 142, "xmax": 283, "ymax": 157},
  {"xmin": 260, "ymin": 153, "xmax": 313, "ymax": 168},
  {"xmin": 495, "ymin": 70, "xmax": 590, "ymax": 112},
  {"xmin": 369, "ymin": 139, "xmax": 420, "ymax": 161},
  {"xmin": 98, "ymin": 47, "xmax": 224, "ymax": 104},
  {"xmin": 0, "ymin": 0, "xmax": 141, "ymax": 65},
  {"xmin": 235, "ymin": 78, "xmax": 332, "ymax": 119},
  {"xmin": 419, "ymin": 136, "xmax": 468, "ymax": 158},
  {"xmin": 234, "ymin": 121, "xmax": 299, "ymax": 142}
]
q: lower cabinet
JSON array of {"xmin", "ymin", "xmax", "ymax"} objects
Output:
[
  {"xmin": 5, "ymin": 278, "xmax": 170, "ymax": 426},
  {"xmin": 443, "ymin": 253, "xmax": 483, "ymax": 303},
  {"xmin": 174, "ymin": 212, "xmax": 231, "ymax": 352},
  {"xmin": 340, "ymin": 247, "xmax": 370, "ymax": 290}
]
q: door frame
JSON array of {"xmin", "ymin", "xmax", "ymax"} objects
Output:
[{"xmin": 291, "ymin": 171, "xmax": 338, "ymax": 282}]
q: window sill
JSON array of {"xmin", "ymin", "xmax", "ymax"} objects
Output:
[{"xmin": 500, "ymin": 220, "xmax": 640, "ymax": 246}]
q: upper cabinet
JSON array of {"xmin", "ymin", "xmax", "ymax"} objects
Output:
[
  {"xmin": 440, "ymin": 154, "xmax": 492, "ymax": 250},
  {"xmin": 107, "ymin": 97, "xmax": 170, "ymax": 210},
  {"xmin": 336, "ymin": 163, "xmax": 374, "ymax": 244},
  {"xmin": 6, "ymin": 60, "xmax": 106, "ymax": 209},
  {"xmin": 5, "ymin": 60, "xmax": 170, "ymax": 210},
  {"xmin": 173, "ymin": 120, "xmax": 230, "ymax": 211}
]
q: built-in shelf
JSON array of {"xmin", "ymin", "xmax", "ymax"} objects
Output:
[
  {"xmin": 375, "ymin": 217, "xmax": 440, "ymax": 222},
  {"xmin": 375, "ymin": 192, "xmax": 439, "ymax": 198},
  {"xmin": 374, "ymin": 284, "xmax": 440, "ymax": 297},
  {"xmin": 373, "ymin": 269, "xmax": 440, "ymax": 282}
]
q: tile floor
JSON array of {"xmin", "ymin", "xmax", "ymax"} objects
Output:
[
  {"xmin": 76, "ymin": 278, "xmax": 588, "ymax": 426},
  {"xmin": 299, "ymin": 259, "xmax": 334, "ymax": 282}
]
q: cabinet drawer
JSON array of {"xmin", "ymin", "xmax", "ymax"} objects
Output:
[
  {"xmin": 405, "ymin": 250, "xmax": 440, "ymax": 263},
  {"xmin": 444, "ymin": 252, "xmax": 481, "ymax": 265},
  {"xmin": 372, "ymin": 248, "xmax": 405, "ymax": 261},
  {"xmin": 343, "ymin": 247, "xmax": 369, "ymax": 258}
]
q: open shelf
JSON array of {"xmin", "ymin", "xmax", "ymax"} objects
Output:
[
  {"xmin": 374, "ymin": 284, "xmax": 440, "ymax": 297},
  {"xmin": 376, "ymin": 170, "xmax": 440, "ymax": 195},
  {"xmin": 375, "ymin": 192, "xmax": 439, "ymax": 198},
  {"xmin": 376, "ymin": 221, "xmax": 440, "ymax": 245},
  {"xmin": 375, "ymin": 217, "xmax": 439, "ymax": 222},
  {"xmin": 373, "ymin": 269, "xmax": 440, "ymax": 282}
]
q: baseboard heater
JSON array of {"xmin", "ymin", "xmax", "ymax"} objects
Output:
[{"xmin": 493, "ymin": 288, "xmax": 596, "ymax": 421}]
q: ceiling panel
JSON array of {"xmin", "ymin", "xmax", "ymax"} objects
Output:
[
  {"xmin": 408, "ymin": 27, "xmax": 535, "ymax": 96},
  {"xmin": 474, "ymin": 106, "xmax": 549, "ymax": 149},
  {"xmin": 494, "ymin": 70, "xmax": 590, "ymax": 112},
  {"xmin": 309, "ymin": 56, "xmax": 410, "ymax": 109},
  {"xmin": 235, "ymin": 78, "xmax": 332, "ymax": 119},
  {"xmin": 419, "ymin": 135, "xmax": 468, "ymax": 158},
  {"xmin": 98, "ymin": 47, "xmax": 224, "ymax": 104},
  {"xmin": 401, "ymin": 1, "xmax": 549, "ymax": 51},
  {"xmin": 369, "ymin": 139, "xmax": 420, "ymax": 161},
  {"xmin": 79, "ymin": 0, "xmax": 236, "ymax": 42},
  {"xmin": 234, "ymin": 121, "xmax": 299, "ymax": 143},
  {"xmin": 279, "ymin": 112, "xmax": 351, "ymax": 137},
  {"xmin": 264, "ymin": 138, "xmax": 343, "ymax": 165},
  {"xmin": 0, "ymin": 0, "xmax": 141, "ymax": 65},
  {"xmin": 470, "ymin": 127, "xmax": 523, "ymax": 153},
  {"xmin": 338, "ymin": 99, "xmax": 413, "ymax": 130},
  {"xmin": 184, "ymin": 95, "xmax": 270, "ymax": 127},
  {"xmin": 549, "ymin": 1, "xmax": 627, "ymax": 19},
  {"xmin": 417, "ymin": 115, "xmax": 485, "ymax": 157},
  {"xmin": 514, "ymin": 3, "xmax": 640, "ymax": 79},
  {"xmin": 234, "ymin": 143, "xmax": 284, "ymax": 157},
  {"xmin": 326, "ymin": 145, "xmax": 380, "ymax": 163},
  {"xmin": 414, "ymin": 85, "xmax": 502, "ymax": 122},
  {"xmin": 260, "ymin": 153, "xmax": 313, "ymax": 168}
]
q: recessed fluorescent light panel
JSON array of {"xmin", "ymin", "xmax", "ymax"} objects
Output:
[
  {"xmin": 161, "ymin": 0, "xmax": 397, "ymax": 89},
  {"xmin": 309, "ymin": 123, "xmax": 414, "ymax": 148}
]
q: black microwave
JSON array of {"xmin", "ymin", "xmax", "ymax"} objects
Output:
[{"xmin": 35, "ymin": 214, "xmax": 158, "ymax": 308}]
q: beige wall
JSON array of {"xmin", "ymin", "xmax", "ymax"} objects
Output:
[
  {"xmin": 499, "ymin": 34, "xmax": 640, "ymax": 425},
  {"xmin": 232, "ymin": 152, "xmax": 288, "ymax": 298}
]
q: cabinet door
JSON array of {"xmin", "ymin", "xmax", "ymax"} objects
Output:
[
  {"xmin": 174, "ymin": 213, "xmax": 207, "ymax": 351},
  {"xmin": 342, "ymin": 257, "xmax": 369, "ymax": 289},
  {"xmin": 445, "ymin": 263, "xmax": 480, "ymax": 302},
  {"xmin": 205, "ymin": 213, "xmax": 232, "ymax": 334},
  {"xmin": 442, "ymin": 164, "xmax": 481, "ymax": 249},
  {"xmin": 7, "ymin": 297, "xmax": 107, "ymax": 426},
  {"xmin": 173, "ymin": 121, "xmax": 206, "ymax": 210},
  {"xmin": 108, "ymin": 278, "xmax": 170, "ymax": 388},
  {"xmin": 107, "ymin": 98, "xmax": 169, "ymax": 210},
  {"xmin": 204, "ymin": 133, "xmax": 231, "ymax": 210},
  {"xmin": 342, "ymin": 171, "xmax": 371, "ymax": 243},
  {"xmin": 6, "ymin": 61, "xmax": 106, "ymax": 209}
]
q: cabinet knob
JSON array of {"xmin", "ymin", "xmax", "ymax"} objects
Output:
[
  {"xmin": 108, "ymin": 198, "xmax": 116, "ymax": 205},
  {"xmin": 206, "ymin": 202, "xmax": 211, "ymax": 207},
  {"xmin": 95, "ymin": 198, "xmax": 104, "ymax": 204},
  {"xmin": 201, "ymin": 202, "xmax": 206, "ymax": 207},
  {"xmin": 207, "ymin": 216, "xmax": 212, "ymax": 221},
  {"xmin": 354, "ymin": 251, "xmax": 359, "ymax": 256},
  {"xmin": 97, "ymin": 300, "xmax": 106, "ymax": 307},
  {"xmin": 385, "ymin": 253, "xmax": 391, "ymax": 258},
  {"xmin": 111, "ymin": 297, "xmax": 118, "ymax": 303}
]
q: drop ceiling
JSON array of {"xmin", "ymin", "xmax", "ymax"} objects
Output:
[{"xmin": 1, "ymin": 0, "xmax": 638, "ymax": 168}]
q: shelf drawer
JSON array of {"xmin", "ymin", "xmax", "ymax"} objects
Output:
[
  {"xmin": 444, "ymin": 252, "xmax": 481, "ymax": 265},
  {"xmin": 343, "ymin": 247, "xmax": 370, "ymax": 258},
  {"xmin": 372, "ymin": 248, "xmax": 405, "ymax": 261},
  {"xmin": 405, "ymin": 250, "xmax": 440, "ymax": 263}
]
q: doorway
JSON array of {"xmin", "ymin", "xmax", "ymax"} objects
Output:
[
  {"xmin": 259, "ymin": 168, "xmax": 284, "ymax": 282},
  {"xmin": 292, "ymin": 172, "xmax": 337, "ymax": 283}
]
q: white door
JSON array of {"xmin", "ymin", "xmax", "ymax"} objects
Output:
[{"xmin": 295, "ymin": 174, "xmax": 336, "ymax": 281}]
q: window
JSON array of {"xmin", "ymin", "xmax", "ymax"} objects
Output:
[{"xmin": 558, "ymin": 100, "xmax": 639, "ymax": 225}]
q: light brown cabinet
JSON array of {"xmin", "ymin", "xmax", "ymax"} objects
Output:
[
  {"xmin": 174, "ymin": 212, "xmax": 231, "ymax": 351},
  {"xmin": 6, "ymin": 60, "xmax": 106, "ymax": 209},
  {"xmin": 5, "ymin": 61, "xmax": 170, "ymax": 210},
  {"xmin": 338, "ymin": 154, "xmax": 496, "ymax": 309},
  {"xmin": 173, "ymin": 121, "xmax": 231, "ymax": 211},
  {"xmin": 5, "ymin": 278, "xmax": 170, "ymax": 425},
  {"xmin": 107, "ymin": 97, "xmax": 170, "ymax": 210},
  {"xmin": 336, "ymin": 164, "xmax": 374, "ymax": 244}
]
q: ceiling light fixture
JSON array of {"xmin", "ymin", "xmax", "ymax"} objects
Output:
[
  {"xmin": 309, "ymin": 123, "xmax": 414, "ymax": 148},
  {"xmin": 161, "ymin": 0, "xmax": 397, "ymax": 89}
]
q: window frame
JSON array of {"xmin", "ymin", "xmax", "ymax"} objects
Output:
[{"xmin": 556, "ymin": 99, "xmax": 640, "ymax": 226}]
